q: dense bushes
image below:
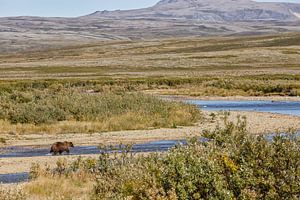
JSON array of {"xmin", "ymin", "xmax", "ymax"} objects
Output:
[
  {"xmin": 1, "ymin": 74, "xmax": 300, "ymax": 98},
  {"xmin": 0, "ymin": 90, "xmax": 201, "ymax": 133},
  {"xmin": 28, "ymin": 117, "xmax": 300, "ymax": 199}
]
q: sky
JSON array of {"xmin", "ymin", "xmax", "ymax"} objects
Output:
[{"xmin": 0, "ymin": 0, "xmax": 300, "ymax": 17}]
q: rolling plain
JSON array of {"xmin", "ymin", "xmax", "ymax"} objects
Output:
[{"xmin": 0, "ymin": 32, "xmax": 299, "ymax": 199}]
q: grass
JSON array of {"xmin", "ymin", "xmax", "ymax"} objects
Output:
[
  {"xmin": 0, "ymin": 31, "xmax": 299, "ymax": 200},
  {"xmin": 25, "ymin": 175, "xmax": 93, "ymax": 200},
  {"xmin": 0, "ymin": 74, "xmax": 298, "ymax": 137},
  {"xmin": 0, "ymin": 186, "xmax": 26, "ymax": 200},
  {"xmin": 1, "ymin": 74, "xmax": 300, "ymax": 97},
  {"xmin": 0, "ymin": 33, "xmax": 299, "ymax": 80},
  {"xmin": 0, "ymin": 33, "xmax": 299, "ymax": 98},
  {"xmin": 0, "ymin": 87, "xmax": 201, "ymax": 135},
  {"xmin": 23, "ymin": 116, "xmax": 300, "ymax": 200}
]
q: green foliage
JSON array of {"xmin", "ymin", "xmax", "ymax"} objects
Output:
[
  {"xmin": 31, "ymin": 118, "xmax": 300, "ymax": 199},
  {"xmin": 1, "ymin": 74, "xmax": 300, "ymax": 99},
  {"xmin": 0, "ymin": 90, "xmax": 201, "ymax": 129}
]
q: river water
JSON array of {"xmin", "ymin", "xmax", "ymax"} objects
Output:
[
  {"xmin": 1, "ymin": 100, "xmax": 299, "ymax": 184},
  {"xmin": 186, "ymin": 100, "xmax": 300, "ymax": 116}
]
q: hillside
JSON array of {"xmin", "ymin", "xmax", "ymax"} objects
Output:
[
  {"xmin": 1, "ymin": 33, "xmax": 299, "ymax": 80},
  {"xmin": 87, "ymin": 0, "xmax": 300, "ymax": 21},
  {"xmin": 0, "ymin": 0, "xmax": 300, "ymax": 53}
]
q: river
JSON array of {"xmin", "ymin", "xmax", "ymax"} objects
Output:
[{"xmin": 1, "ymin": 99, "xmax": 299, "ymax": 184}]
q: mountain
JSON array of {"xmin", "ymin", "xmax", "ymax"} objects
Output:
[
  {"xmin": 0, "ymin": 0, "xmax": 300, "ymax": 53},
  {"xmin": 86, "ymin": 0, "xmax": 300, "ymax": 21}
]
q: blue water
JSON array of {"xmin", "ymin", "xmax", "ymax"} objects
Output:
[
  {"xmin": 1, "ymin": 100, "xmax": 299, "ymax": 184},
  {"xmin": 186, "ymin": 100, "xmax": 300, "ymax": 116},
  {"xmin": 1, "ymin": 134, "xmax": 299, "ymax": 184},
  {"xmin": 0, "ymin": 173, "xmax": 29, "ymax": 184}
]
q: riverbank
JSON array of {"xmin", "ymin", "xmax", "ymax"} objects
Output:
[
  {"xmin": 1, "ymin": 110, "xmax": 299, "ymax": 179},
  {"xmin": 2, "ymin": 110, "xmax": 300, "ymax": 148}
]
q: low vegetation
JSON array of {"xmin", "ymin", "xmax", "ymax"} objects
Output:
[
  {"xmin": 0, "ymin": 86, "xmax": 201, "ymax": 134},
  {"xmin": 0, "ymin": 73, "xmax": 299, "ymax": 135},
  {"xmin": 1, "ymin": 73, "xmax": 300, "ymax": 97},
  {"xmin": 0, "ymin": 33, "xmax": 299, "ymax": 200},
  {"xmin": 0, "ymin": 33, "xmax": 299, "ymax": 81},
  {"xmin": 0, "ymin": 186, "xmax": 26, "ymax": 200},
  {"xmin": 22, "ymin": 116, "xmax": 300, "ymax": 199}
]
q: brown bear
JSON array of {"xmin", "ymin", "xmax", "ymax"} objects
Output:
[{"xmin": 50, "ymin": 141, "xmax": 74, "ymax": 155}]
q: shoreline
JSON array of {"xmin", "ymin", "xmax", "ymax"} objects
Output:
[
  {"xmin": 1, "ymin": 110, "xmax": 299, "ymax": 148},
  {"xmin": 0, "ymin": 109, "xmax": 299, "ymax": 184},
  {"xmin": 159, "ymin": 95, "xmax": 300, "ymax": 102},
  {"xmin": 1, "ymin": 94, "xmax": 300, "ymax": 182}
]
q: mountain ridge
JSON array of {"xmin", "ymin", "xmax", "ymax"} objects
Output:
[
  {"xmin": 85, "ymin": 0, "xmax": 300, "ymax": 21},
  {"xmin": 1, "ymin": 0, "xmax": 300, "ymax": 53}
]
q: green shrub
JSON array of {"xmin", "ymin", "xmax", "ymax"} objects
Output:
[
  {"xmin": 91, "ymin": 119, "xmax": 300, "ymax": 199},
  {"xmin": 0, "ymin": 90, "xmax": 201, "ymax": 132},
  {"xmin": 30, "ymin": 117, "xmax": 300, "ymax": 199}
]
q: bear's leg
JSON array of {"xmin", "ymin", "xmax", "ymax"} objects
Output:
[
  {"xmin": 66, "ymin": 149, "xmax": 70, "ymax": 154},
  {"xmin": 59, "ymin": 150, "xmax": 63, "ymax": 155}
]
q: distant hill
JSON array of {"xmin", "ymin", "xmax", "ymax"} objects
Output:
[
  {"xmin": 0, "ymin": 0, "xmax": 300, "ymax": 53},
  {"xmin": 86, "ymin": 0, "xmax": 300, "ymax": 21}
]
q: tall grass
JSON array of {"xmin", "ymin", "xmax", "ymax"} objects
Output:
[
  {"xmin": 0, "ymin": 89, "xmax": 201, "ymax": 134},
  {"xmin": 26, "ymin": 116, "xmax": 300, "ymax": 199}
]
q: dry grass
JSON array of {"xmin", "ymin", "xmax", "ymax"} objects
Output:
[
  {"xmin": 0, "ymin": 91, "xmax": 201, "ymax": 135},
  {"xmin": 22, "ymin": 119, "xmax": 300, "ymax": 199},
  {"xmin": 0, "ymin": 33, "xmax": 299, "ymax": 99},
  {"xmin": 0, "ymin": 185, "xmax": 26, "ymax": 200},
  {"xmin": 24, "ymin": 176, "xmax": 93, "ymax": 200},
  {"xmin": 0, "ymin": 33, "xmax": 299, "ymax": 80},
  {"xmin": 0, "ymin": 109, "xmax": 299, "ymax": 150},
  {"xmin": 0, "ymin": 111, "xmax": 196, "ymax": 135},
  {"xmin": 0, "ymin": 33, "xmax": 299, "ymax": 200}
]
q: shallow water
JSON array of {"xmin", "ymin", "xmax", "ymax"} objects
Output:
[
  {"xmin": 0, "ymin": 140, "xmax": 185, "ymax": 184},
  {"xmin": 1, "ymin": 132, "xmax": 299, "ymax": 184},
  {"xmin": 0, "ymin": 173, "xmax": 29, "ymax": 184},
  {"xmin": 186, "ymin": 100, "xmax": 300, "ymax": 116},
  {"xmin": 1, "ymin": 100, "xmax": 299, "ymax": 184},
  {"xmin": 0, "ymin": 140, "xmax": 186, "ymax": 159}
]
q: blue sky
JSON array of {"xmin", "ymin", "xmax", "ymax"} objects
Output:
[{"xmin": 0, "ymin": 0, "xmax": 299, "ymax": 17}]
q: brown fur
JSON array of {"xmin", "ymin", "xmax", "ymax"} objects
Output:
[{"xmin": 50, "ymin": 141, "xmax": 74, "ymax": 155}]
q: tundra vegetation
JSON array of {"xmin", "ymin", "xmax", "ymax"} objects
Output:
[
  {"xmin": 0, "ymin": 85, "xmax": 201, "ymax": 135},
  {"xmin": 0, "ymin": 33, "xmax": 299, "ymax": 199},
  {"xmin": 0, "ymin": 33, "xmax": 299, "ymax": 98},
  {"xmin": 3, "ymin": 117, "xmax": 297, "ymax": 199},
  {"xmin": 0, "ymin": 33, "xmax": 299, "ymax": 80},
  {"xmin": 1, "ymin": 73, "xmax": 299, "ymax": 135}
]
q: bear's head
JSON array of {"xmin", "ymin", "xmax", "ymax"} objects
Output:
[{"xmin": 64, "ymin": 141, "xmax": 74, "ymax": 147}]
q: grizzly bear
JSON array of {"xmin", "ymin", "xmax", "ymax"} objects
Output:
[{"xmin": 50, "ymin": 141, "xmax": 74, "ymax": 155}]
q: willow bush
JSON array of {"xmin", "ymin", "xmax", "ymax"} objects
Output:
[
  {"xmin": 28, "ymin": 117, "xmax": 300, "ymax": 199},
  {"xmin": 0, "ymin": 90, "xmax": 201, "ymax": 132}
]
